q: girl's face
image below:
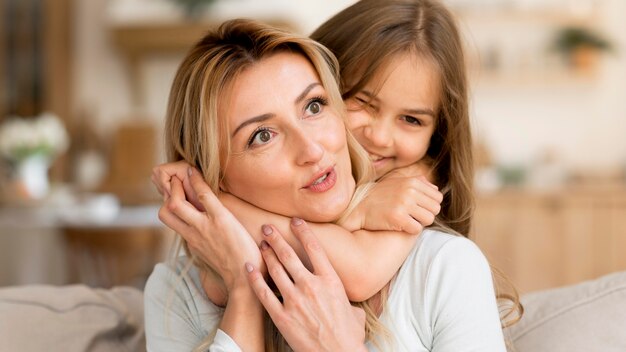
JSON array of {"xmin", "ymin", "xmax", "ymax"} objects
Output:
[
  {"xmin": 345, "ymin": 52, "xmax": 440, "ymax": 178},
  {"xmin": 220, "ymin": 52, "xmax": 355, "ymax": 223}
]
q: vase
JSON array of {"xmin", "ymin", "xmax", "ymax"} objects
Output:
[{"xmin": 16, "ymin": 154, "xmax": 51, "ymax": 200}]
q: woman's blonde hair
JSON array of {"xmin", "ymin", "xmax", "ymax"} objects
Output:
[
  {"xmin": 312, "ymin": 0, "xmax": 522, "ymax": 332},
  {"xmin": 164, "ymin": 19, "xmax": 375, "ymax": 351}
]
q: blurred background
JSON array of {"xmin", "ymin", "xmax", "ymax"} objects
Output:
[{"xmin": 0, "ymin": 0, "xmax": 624, "ymax": 294}]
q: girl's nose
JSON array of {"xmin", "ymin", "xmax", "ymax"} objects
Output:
[{"xmin": 364, "ymin": 117, "xmax": 393, "ymax": 148}]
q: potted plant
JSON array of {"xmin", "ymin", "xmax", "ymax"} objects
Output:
[
  {"xmin": 551, "ymin": 26, "xmax": 612, "ymax": 73},
  {"xmin": 169, "ymin": 0, "xmax": 218, "ymax": 19}
]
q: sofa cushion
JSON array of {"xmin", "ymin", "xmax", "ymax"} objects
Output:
[
  {"xmin": 506, "ymin": 270, "xmax": 626, "ymax": 352},
  {"xmin": 0, "ymin": 284, "xmax": 144, "ymax": 352}
]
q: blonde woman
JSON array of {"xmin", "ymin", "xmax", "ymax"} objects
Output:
[{"xmin": 146, "ymin": 16, "xmax": 505, "ymax": 351}]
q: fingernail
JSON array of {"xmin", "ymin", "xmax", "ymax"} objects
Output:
[
  {"xmin": 262, "ymin": 224, "xmax": 273, "ymax": 236},
  {"xmin": 260, "ymin": 240, "xmax": 269, "ymax": 250},
  {"xmin": 188, "ymin": 167, "xmax": 193, "ymax": 177},
  {"xmin": 245, "ymin": 262, "xmax": 254, "ymax": 273},
  {"xmin": 291, "ymin": 217, "xmax": 303, "ymax": 226}
]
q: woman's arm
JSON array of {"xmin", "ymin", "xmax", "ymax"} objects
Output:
[{"xmin": 158, "ymin": 176, "xmax": 264, "ymax": 351}]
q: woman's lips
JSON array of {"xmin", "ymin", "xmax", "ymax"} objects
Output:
[{"xmin": 304, "ymin": 167, "xmax": 337, "ymax": 193}]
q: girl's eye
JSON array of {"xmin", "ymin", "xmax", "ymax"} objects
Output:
[
  {"xmin": 248, "ymin": 128, "xmax": 274, "ymax": 147},
  {"xmin": 354, "ymin": 97, "xmax": 377, "ymax": 112},
  {"xmin": 402, "ymin": 115, "xmax": 423, "ymax": 126},
  {"xmin": 304, "ymin": 97, "xmax": 328, "ymax": 116}
]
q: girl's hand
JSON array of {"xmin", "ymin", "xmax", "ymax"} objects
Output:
[
  {"xmin": 151, "ymin": 160, "xmax": 204, "ymax": 211},
  {"xmin": 341, "ymin": 168, "xmax": 443, "ymax": 234},
  {"xmin": 158, "ymin": 168, "xmax": 264, "ymax": 294},
  {"xmin": 246, "ymin": 219, "xmax": 368, "ymax": 352}
]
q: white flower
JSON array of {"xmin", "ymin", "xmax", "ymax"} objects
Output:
[{"xmin": 0, "ymin": 112, "xmax": 70, "ymax": 161}]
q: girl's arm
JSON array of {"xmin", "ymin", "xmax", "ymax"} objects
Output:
[
  {"xmin": 219, "ymin": 191, "xmax": 413, "ymax": 302},
  {"xmin": 154, "ymin": 162, "xmax": 442, "ymax": 302}
]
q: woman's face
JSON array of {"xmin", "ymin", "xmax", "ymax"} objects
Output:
[
  {"xmin": 345, "ymin": 52, "xmax": 440, "ymax": 179},
  {"xmin": 220, "ymin": 52, "xmax": 355, "ymax": 223}
]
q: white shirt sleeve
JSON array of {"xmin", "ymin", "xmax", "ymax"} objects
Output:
[
  {"xmin": 144, "ymin": 262, "xmax": 242, "ymax": 352},
  {"xmin": 424, "ymin": 237, "xmax": 506, "ymax": 352}
]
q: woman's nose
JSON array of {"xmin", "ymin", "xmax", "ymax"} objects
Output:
[
  {"xmin": 363, "ymin": 117, "xmax": 393, "ymax": 148},
  {"xmin": 294, "ymin": 130, "xmax": 324, "ymax": 166}
]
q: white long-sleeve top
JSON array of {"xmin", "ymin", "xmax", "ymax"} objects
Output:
[{"xmin": 144, "ymin": 229, "xmax": 506, "ymax": 351}]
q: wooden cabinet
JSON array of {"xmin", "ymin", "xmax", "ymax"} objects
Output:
[{"xmin": 472, "ymin": 185, "xmax": 626, "ymax": 294}]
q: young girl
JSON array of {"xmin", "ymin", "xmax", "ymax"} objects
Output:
[{"xmin": 311, "ymin": 0, "xmax": 474, "ymax": 238}]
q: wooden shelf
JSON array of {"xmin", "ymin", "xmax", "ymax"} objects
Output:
[{"xmin": 109, "ymin": 19, "xmax": 293, "ymax": 107}]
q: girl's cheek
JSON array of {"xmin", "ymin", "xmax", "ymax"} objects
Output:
[{"xmin": 345, "ymin": 109, "xmax": 370, "ymax": 131}]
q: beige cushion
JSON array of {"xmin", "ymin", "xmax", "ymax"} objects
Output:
[
  {"xmin": 0, "ymin": 284, "xmax": 144, "ymax": 352},
  {"xmin": 507, "ymin": 271, "xmax": 626, "ymax": 352}
]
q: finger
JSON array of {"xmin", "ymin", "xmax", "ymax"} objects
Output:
[
  {"xmin": 260, "ymin": 240, "xmax": 297, "ymax": 298},
  {"xmin": 158, "ymin": 205, "xmax": 195, "ymax": 238},
  {"xmin": 413, "ymin": 192, "xmax": 442, "ymax": 217},
  {"xmin": 414, "ymin": 177, "xmax": 443, "ymax": 202},
  {"xmin": 399, "ymin": 214, "xmax": 424, "ymax": 235},
  {"xmin": 188, "ymin": 167, "xmax": 223, "ymax": 214},
  {"xmin": 246, "ymin": 262, "xmax": 285, "ymax": 324},
  {"xmin": 351, "ymin": 305, "xmax": 366, "ymax": 324},
  {"xmin": 181, "ymin": 175, "xmax": 205, "ymax": 211},
  {"xmin": 290, "ymin": 218, "xmax": 335, "ymax": 277},
  {"xmin": 418, "ymin": 174, "xmax": 438, "ymax": 190},
  {"xmin": 261, "ymin": 224, "xmax": 310, "ymax": 282},
  {"xmin": 152, "ymin": 166, "xmax": 172, "ymax": 197},
  {"xmin": 167, "ymin": 176, "xmax": 209, "ymax": 231},
  {"xmin": 150, "ymin": 171, "xmax": 166, "ymax": 196},
  {"xmin": 409, "ymin": 204, "xmax": 437, "ymax": 229}
]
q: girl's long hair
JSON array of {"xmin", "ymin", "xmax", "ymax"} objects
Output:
[{"xmin": 312, "ymin": 0, "xmax": 522, "ymax": 336}]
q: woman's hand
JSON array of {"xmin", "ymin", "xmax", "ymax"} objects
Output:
[
  {"xmin": 152, "ymin": 160, "xmax": 204, "ymax": 211},
  {"xmin": 341, "ymin": 163, "xmax": 443, "ymax": 234},
  {"xmin": 246, "ymin": 219, "xmax": 368, "ymax": 352},
  {"xmin": 158, "ymin": 168, "xmax": 264, "ymax": 294}
]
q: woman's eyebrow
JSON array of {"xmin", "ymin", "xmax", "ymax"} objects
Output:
[
  {"xmin": 232, "ymin": 113, "xmax": 274, "ymax": 137},
  {"xmin": 294, "ymin": 82, "xmax": 321, "ymax": 104},
  {"xmin": 232, "ymin": 82, "xmax": 322, "ymax": 137}
]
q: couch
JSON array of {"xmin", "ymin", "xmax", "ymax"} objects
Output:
[{"xmin": 1, "ymin": 270, "xmax": 625, "ymax": 351}]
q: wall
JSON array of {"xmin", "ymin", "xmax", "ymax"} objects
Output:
[{"xmin": 73, "ymin": 0, "xmax": 626, "ymax": 171}]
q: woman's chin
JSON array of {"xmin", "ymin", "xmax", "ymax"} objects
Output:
[{"xmin": 298, "ymin": 198, "xmax": 351, "ymax": 223}]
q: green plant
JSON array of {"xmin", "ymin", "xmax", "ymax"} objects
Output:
[
  {"xmin": 170, "ymin": 0, "xmax": 218, "ymax": 19},
  {"xmin": 551, "ymin": 26, "xmax": 612, "ymax": 54}
]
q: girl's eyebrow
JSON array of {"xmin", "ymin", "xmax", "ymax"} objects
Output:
[
  {"xmin": 361, "ymin": 90, "xmax": 435, "ymax": 117},
  {"xmin": 403, "ymin": 108, "xmax": 436, "ymax": 117},
  {"xmin": 359, "ymin": 90, "xmax": 380, "ymax": 103}
]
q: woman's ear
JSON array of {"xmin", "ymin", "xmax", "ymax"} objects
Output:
[{"xmin": 219, "ymin": 178, "xmax": 228, "ymax": 193}]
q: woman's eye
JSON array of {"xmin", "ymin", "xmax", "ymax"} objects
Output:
[
  {"xmin": 402, "ymin": 116, "xmax": 422, "ymax": 126},
  {"xmin": 248, "ymin": 129, "xmax": 274, "ymax": 147},
  {"xmin": 307, "ymin": 102, "xmax": 321, "ymax": 114},
  {"xmin": 304, "ymin": 97, "xmax": 327, "ymax": 117}
]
